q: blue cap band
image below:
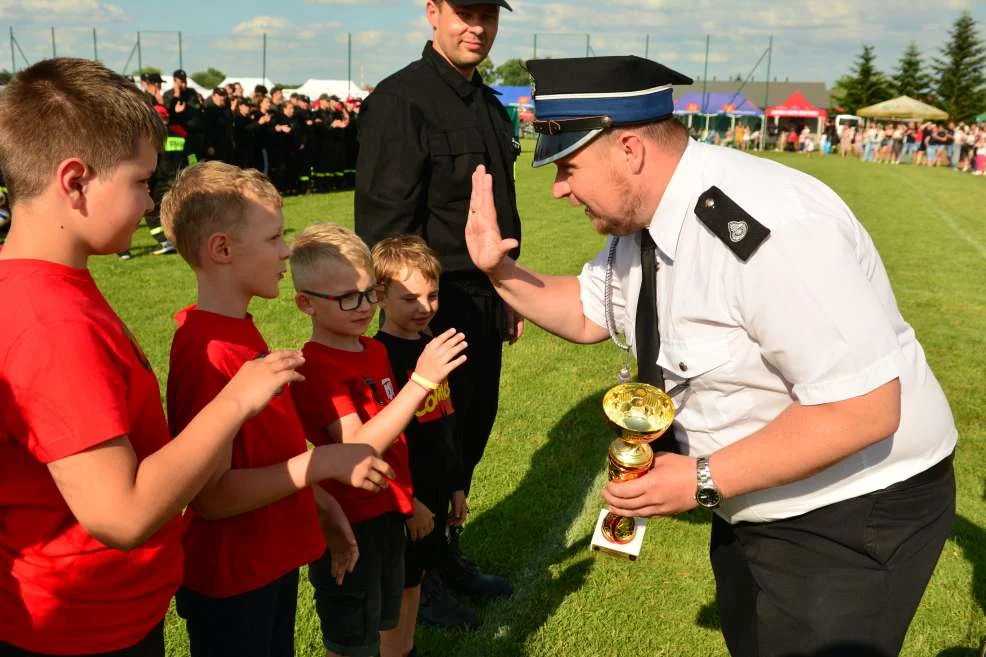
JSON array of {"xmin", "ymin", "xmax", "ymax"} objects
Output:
[{"xmin": 533, "ymin": 86, "xmax": 675, "ymax": 124}]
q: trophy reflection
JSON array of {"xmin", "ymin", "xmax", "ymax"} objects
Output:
[{"xmin": 590, "ymin": 382, "xmax": 675, "ymax": 561}]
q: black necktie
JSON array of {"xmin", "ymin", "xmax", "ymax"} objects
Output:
[
  {"xmin": 635, "ymin": 230, "xmax": 679, "ymax": 451},
  {"xmin": 635, "ymin": 231, "xmax": 664, "ymax": 388}
]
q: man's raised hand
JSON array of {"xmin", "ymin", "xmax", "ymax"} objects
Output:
[{"xmin": 466, "ymin": 165, "xmax": 518, "ymax": 275}]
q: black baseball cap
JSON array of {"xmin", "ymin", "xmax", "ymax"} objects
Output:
[
  {"xmin": 212, "ymin": 87, "xmax": 227, "ymax": 97},
  {"xmin": 173, "ymin": 69, "xmax": 187, "ymax": 81},
  {"xmin": 448, "ymin": 0, "xmax": 512, "ymax": 10},
  {"xmin": 141, "ymin": 71, "xmax": 163, "ymax": 85}
]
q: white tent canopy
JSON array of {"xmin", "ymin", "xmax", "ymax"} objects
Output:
[
  {"xmin": 218, "ymin": 77, "xmax": 275, "ymax": 95},
  {"xmin": 133, "ymin": 74, "xmax": 210, "ymax": 99},
  {"xmin": 294, "ymin": 79, "xmax": 366, "ymax": 100}
]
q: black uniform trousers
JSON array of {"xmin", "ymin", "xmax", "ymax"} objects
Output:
[
  {"xmin": 711, "ymin": 455, "xmax": 954, "ymax": 657},
  {"xmin": 430, "ymin": 271, "xmax": 505, "ymax": 495}
]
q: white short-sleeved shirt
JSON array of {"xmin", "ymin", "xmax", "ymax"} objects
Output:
[{"xmin": 579, "ymin": 140, "xmax": 957, "ymax": 523}]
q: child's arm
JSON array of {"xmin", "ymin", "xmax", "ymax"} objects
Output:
[
  {"xmin": 328, "ymin": 329, "xmax": 467, "ymax": 455},
  {"xmin": 190, "ymin": 442, "xmax": 395, "ymax": 520},
  {"xmin": 47, "ymin": 350, "xmax": 304, "ymax": 551},
  {"xmin": 313, "ymin": 485, "xmax": 358, "ymax": 585}
]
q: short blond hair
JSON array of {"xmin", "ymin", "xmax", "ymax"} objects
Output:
[
  {"xmin": 290, "ymin": 223, "xmax": 373, "ymax": 288},
  {"xmin": 0, "ymin": 58, "xmax": 166, "ymax": 204},
  {"xmin": 160, "ymin": 161, "xmax": 282, "ymax": 267},
  {"xmin": 371, "ymin": 235, "xmax": 442, "ymax": 289}
]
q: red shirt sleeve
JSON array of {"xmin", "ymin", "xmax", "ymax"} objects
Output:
[{"xmin": 4, "ymin": 322, "xmax": 131, "ymax": 463}]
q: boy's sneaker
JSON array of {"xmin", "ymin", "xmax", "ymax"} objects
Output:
[
  {"xmin": 418, "ymin": 571, "xmax": 480, "ymax": 631},
  {"xmin": 152, "ymin": 241, "xmax": 177, "ymax": 256},
  {"xmin": 117, "ymin": 251, "xmax": 133, "ymax": 260}
]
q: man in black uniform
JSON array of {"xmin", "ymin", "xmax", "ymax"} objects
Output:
[
  {"xmin": 203, "ymin": 87, "xmax": 234, "ymax": 164},
  {"xmin": 163, "ymin": 70, "xmax": 203, "ymax": 162},
  {"xmin": 354, "ymin": 0, "xmax": 520, "ymax": 628}
]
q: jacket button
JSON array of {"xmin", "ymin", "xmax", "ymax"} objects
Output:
[
  {"xmin": 703, "ymin": 197, "xmax": 715, "ymax": 209},
  {"xmin": 679, "ymin": 362, "xmax": 688, "ymax": 372}
]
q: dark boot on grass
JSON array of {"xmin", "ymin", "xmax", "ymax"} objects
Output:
[
  {"xmin": 439, "ymin": 526, "xmax": 513, "ymax": 599},
  {"xmin": 418, "ymin": 570, "xmax": 480, "ymax": 630}
]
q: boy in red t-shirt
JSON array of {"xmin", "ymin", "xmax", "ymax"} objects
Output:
[
  {"xmin": 0, "ymin": 59, "xmax": 303, "ymax": 657},
  {"xmin": 159, "ymin": 162, "xmax": 395, "ymax": 657},
  {"xmin": 289, "ymin": 223, "xmax": 467, "ymax": 657}
]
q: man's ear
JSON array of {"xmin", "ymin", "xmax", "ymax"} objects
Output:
[
  {"xmin": 56, "ymin": 158, "xmax": 91, "ymax": 212},
  {"xmin": 617, "ymin": 131, "xmax": 646, "ymax": 175},
  {"xmin": 205, "ymin": 232, "xmax": 234, "ymax": 264},
  {"xmin": 425, "ymin": 0, "xmax": 441, "ymax": 30}
]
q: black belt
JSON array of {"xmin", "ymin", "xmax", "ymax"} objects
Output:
[{"xmin": 881, "ymin": 453, "xmax": 954, "ymax": 494}]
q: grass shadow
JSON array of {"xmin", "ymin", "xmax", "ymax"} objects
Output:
[{"xmin": 417, "ymin": 388, "xmax": 612, "ymax": 656}]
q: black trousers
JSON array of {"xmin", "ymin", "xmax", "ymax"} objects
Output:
[
  {"xmin": 430, "ymin": 272, "xmax": 505, "ymax": 495},
  {"xmin": 710, "ymin": 455, "xmax": 955, "ymax": 657},
  {"xmin": 0, "ymin": 623, "xmax": 163, "ymax": 657},
  {"xmin": 175, "ymin": 569, "xmax": 299, "ymax": 657}
]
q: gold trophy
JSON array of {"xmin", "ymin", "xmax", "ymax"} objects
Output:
[{"xmin": 590, "ymin": 382, "xmax": 676, "ymax": 561}]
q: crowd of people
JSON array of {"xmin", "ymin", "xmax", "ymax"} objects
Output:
[
  {"xmin": 834, "ymin": 120, "xmax": 986, "ymax": 172},
  {"xmin": 141, "ymin": 69, "xmax": 362, "ymax": 196}
]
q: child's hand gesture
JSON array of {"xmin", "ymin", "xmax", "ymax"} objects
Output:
[
  {"xmin": 315, "ymin": 491, "xmax": 358, "ymax": 585},
  {"xmin": 314, "ymin": 443, "xmax": 395, "ymax": 492},
  {"xmin": 218, "ymin": 350, "xmax": 305, "ymax": 419},
  {"xmin": 406, "ymin": 498, "xmax": 435, "ymax": 541},
  {"xmin": 413, "ymin": 328, "xmax": 467, "ymax": 386},
  {"xmin": 449, "ymin": 490, "xmax": 468, "ymax": 527}
]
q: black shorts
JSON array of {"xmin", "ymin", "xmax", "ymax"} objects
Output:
[
  {"xmin": 175, "ymin": 569, "xmax": 299, "ymax": 657},
  {"xmin": 404, "ymin": 486, "xmax": 450, "ymax": 587},
  {"xmin": 0, "ymin": 623, "xmax": 164, "ymax": 657},
  {"xmin": 309, "ymin": 512, "xmax": 406, "ymax": 657}
]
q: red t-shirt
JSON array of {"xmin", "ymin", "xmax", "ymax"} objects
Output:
[
  {"xmin": 291, "ymin": 337, "xmax": 414, "ymax": 524},
  {"xmin": 0, "ymin": 259, "xmax": 183, "ymax": 654},
  {"xmin": 167, "ymin": 307, "xmax": 325, "ymax": 598}
]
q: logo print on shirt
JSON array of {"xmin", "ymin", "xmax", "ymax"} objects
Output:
[
  {"xmin": 382, "ymin": 377, "xmax": 396, "ymax": 401},
  {"xmin": 727, "ymin": 220, "xmax": 748, "ymax": 243}
]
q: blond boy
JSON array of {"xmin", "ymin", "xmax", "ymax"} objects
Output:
[{"xmin": 290, "ymin": 224, "xmax": 466, "ymax": 657}]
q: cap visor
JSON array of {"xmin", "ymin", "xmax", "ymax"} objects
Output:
[{"xmin": 532, "ymin": 128, "xmax": 603, "ymax": 167}]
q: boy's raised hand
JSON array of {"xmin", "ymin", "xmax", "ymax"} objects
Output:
[
  {"xmin": 218, "ymin": 350, "xmax": 305, "ymax": 419},
  {"xmin": 314, "ymin": 443, "xmax": 395, "ymax": 492},
  {"xmin": 414, "ymin": 328, "xmax": 467, "ymax": 385}
]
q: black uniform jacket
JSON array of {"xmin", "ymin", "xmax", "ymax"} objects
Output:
[{"xmin": 355, "ymin": 42, "xmax": 522, "ymax": 272}]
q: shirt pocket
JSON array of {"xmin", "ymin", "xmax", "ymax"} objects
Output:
[
  {"xmin": 657, "ymin": 338, "xmax": 735, "ymax": 434},
  {"xmin": 428, "ymin": 126, "xmax": 487, "ymax": 205}
]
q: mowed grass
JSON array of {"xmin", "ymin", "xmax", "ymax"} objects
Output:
[{"xmin": 89, "ymin": 146, "xmax": 986, "ymax": 657}]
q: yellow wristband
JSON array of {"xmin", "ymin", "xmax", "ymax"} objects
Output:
[{"xmin": 410, "ymin": 372, "xmax": 439, "ymax": 391}]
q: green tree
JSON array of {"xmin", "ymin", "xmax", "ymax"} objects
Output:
[
  {"xmin": 0, "ymin": 70, "xmax": 12, "ymax": 85},
  {"xmin": 191, "ymin": 67, "xmax": 225, "ymax": 91},
  {"xmin": 478, "ymin": 58, "xmax": 496, "ymax": 84},
  {"xmin": 832, "ymin": 45, "xmax": 893, "ymax": 114},
  {"xmin": 892, "ymin": 41, "xmax": 933, "ymax": 101},
  {"xmin": 933, "ymin": 11, "xmax": 986, "ymax": 123},
  {"xmin": 495, "ymin": 58, "xmax": 529, "ymax": 86},
  {"xmin": 136, "ymin": 66, "xmax": 161, "ymax": 77}
]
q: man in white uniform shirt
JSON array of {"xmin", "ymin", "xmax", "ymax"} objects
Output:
[{"xmin": 465, "ymin": 56, "xmax": 956, "ymax": 657}]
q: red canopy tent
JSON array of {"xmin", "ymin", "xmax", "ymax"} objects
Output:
[{"xmin": 764, "ymin": 90, "xmax": 828, "ymax": 149}]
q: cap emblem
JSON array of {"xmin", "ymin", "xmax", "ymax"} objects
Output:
[{"xmin": 727, "ymin": 221, "xmax": 748, "ymax": 243}]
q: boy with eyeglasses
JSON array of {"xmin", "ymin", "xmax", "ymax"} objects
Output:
[{"xmin": 289, "ymin": 223, "xmax": 467, "ymax": 657}]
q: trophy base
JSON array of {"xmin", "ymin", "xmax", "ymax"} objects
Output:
[{"xmin": 590, "ymin": 508, "xmax": 648, "ymax": 561}]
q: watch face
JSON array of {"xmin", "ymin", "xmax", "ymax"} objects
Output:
[{"xmin": 696, "ymin": 487, "xmax": 722, "ymax": 508}]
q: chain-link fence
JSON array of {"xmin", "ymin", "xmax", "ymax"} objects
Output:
[{"xmin": 0, "ymin": 26, "xmax": 772, "ymax": 91}]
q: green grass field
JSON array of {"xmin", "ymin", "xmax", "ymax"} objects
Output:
[{"xmin": 91, "ymin": 147, "xmax": 986, "ymax": 657}]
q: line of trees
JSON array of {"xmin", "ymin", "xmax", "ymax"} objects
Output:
[{"xmin": 833, "ymin": 11, "xmax": 986, "ymax": 122}]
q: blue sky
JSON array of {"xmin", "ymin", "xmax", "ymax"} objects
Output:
[{"xmin": 3, "ymin": 0, "xmax": 986, "ymax": 89}]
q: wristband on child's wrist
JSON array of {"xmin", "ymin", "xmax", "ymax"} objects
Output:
[{"xmin": 410, "ymin": 371, "xmax": 439, "ymax": 391}]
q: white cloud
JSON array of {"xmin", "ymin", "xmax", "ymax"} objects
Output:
[{"xmin": 0, "ymin": 0, "xmax": 126, "ymax": 22}]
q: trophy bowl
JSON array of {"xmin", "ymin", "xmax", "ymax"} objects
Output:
[
  {"xmin": 592, "ymin": 382, "xmax": 678, "ymax": 560},
  {"xmin": 602, "ymin": 383, "xmax": 675, "ymax": 444}
]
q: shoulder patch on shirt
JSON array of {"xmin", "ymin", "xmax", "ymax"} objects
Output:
[{"xmin": 694, "ymin": 186, "xmax": 770, "ymax": 262}]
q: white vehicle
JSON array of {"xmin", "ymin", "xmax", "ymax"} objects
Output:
[{"xmin": 835, "ymin": 114, "xmax": 863, "ymax": 135}]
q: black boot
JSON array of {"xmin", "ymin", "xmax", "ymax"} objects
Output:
[
  {"xmin": 418, "ymin": 570, "xmax": 480, "ymax": 630},
  {"xmin": 440, "ymin": 526, "xmax": 513, "ymax": 598}
]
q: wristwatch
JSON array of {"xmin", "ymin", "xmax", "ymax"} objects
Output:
[{"xmin": 695, "ymin": 456, "xmax": 722, "ymax": 509}]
